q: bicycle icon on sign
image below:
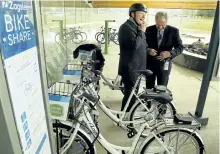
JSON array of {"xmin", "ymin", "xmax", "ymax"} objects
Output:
[{"xmin": 24, "ymin": 83, "xmax": 33, "ymax": 96}]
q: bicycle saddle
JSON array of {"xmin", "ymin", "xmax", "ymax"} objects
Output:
[
  {"xmin": 140, "ymin": 92, "xmax": 173, "ymax": 104},
  {"xmin": 136, "ymin": 70, "xmax": 153, "ymax": 77}
]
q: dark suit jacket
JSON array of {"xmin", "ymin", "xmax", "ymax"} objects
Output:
[
  {"xmin": 118, "ymin": 19, "xmax": 147, "ymax": 78},
  {"xmin": 145, "ymin": 25, "xmax": 183, "ymax": 68}
]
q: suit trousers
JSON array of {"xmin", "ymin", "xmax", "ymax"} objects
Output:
[
  {"xmin": 146, "ymin": 60, "xmax": 172, "ymax": 89},
  {"xmin": 121, "ymin": 72, "xmax": 140, "ymax": 112}
]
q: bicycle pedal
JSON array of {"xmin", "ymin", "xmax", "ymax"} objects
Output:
[
  {"xmin": 127, "ymin": 131, "xmax": 135, "ymax": 138},
  {"xmin": 126, "ymin": 124, "xmax": 133, "ymax": 129}
]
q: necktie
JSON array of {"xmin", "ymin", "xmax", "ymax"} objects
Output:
[{"xmin": 158, "ymin": 31, "xmax": 163, "ymax": 46}]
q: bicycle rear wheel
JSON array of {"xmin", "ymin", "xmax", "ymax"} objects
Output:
[
  {"xmin": 129, "ymin": 99, "xmax": 176, "ymax": 137},
  {"xmin": 139, "ymin": 128, "xmax": 204, "ymax": 154}
]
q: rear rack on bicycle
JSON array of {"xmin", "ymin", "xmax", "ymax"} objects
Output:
[
  {"xmin": 163, "ymin": 112, "xmax": 201, "ymax": 129},
  {"xmin": 48, "ymin": 82, "xmax": 76, "ymax": 121}
]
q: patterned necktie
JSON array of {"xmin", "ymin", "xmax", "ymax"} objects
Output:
[{"xmin": 158, "ymin": 31, "xmax": 163, "ymax": 47}]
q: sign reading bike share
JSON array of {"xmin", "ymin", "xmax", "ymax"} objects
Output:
[{"xmin": 0, "ymin": 1, "xmax": 51, "ymax": 154}]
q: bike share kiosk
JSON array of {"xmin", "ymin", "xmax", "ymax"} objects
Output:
[{"xmin": 0, "ymin": 1, "xmax": 55, "ymax": 153}]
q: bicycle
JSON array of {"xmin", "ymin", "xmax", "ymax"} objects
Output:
[
  {"xmin": 67, "ymin": 61, "xmax": 176, "ymax": 137},
  {"xmin": 53, "ymin": 82, "xmax": 205, "ymax": 154},
  {"xmin": 55, "ymin": 28, "xmax": 85, "ymax": 44},
  {"xmin": 95, "ymin": 26, "xmax": 105, "ymax": 41},
  {"xmin": 70, "ymin": 27, "xmax": 87, "ymax": 42},
  {"xmin": 95, "ymin": 27, "xmax": 119, "ymax": 45}
]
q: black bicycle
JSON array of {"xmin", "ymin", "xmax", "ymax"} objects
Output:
[{"xmin": 55, "ymin": 27, "xmax": 87, "ymax": 44}]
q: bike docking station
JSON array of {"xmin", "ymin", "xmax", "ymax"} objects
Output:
[{"xmin": 105, "ymin": 20, "xmax": 115, "ymax": 54}]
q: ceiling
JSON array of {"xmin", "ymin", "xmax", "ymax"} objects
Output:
[
  {"xmin": 41, "ymin": 0, "xmax": 217, "ymax": 9},
  {"xmin": 92, "ymin": 1, "xmax": 217, "ymax": 9}
]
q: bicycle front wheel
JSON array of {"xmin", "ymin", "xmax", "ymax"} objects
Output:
[
  {"xmin": 54, "ymin": 122, "xmax": 96, "ymax": 154},
  {"xmin": 96, "ymin": 33, "xmax": 105, "ymax": 44},
  {"xmin": 139, "ymin": 128, "xmax": 204, "ymax": 154},
  {"xmin": 81, "ymin": 32, "xmax": 87, "ymax": 42}
]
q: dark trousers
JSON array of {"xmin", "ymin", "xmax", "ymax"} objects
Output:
[
  {"xmin": 121, "ymin": 73, "xmax": 139, "ymax": 112},
  {"xmin": 146, "ymin": 60, "xmax": 172, "ymax": 89}
]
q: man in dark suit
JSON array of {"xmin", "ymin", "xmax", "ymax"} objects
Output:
[
  {"xmin": 146, "ymin": 11, "xmax": 183, "ymax": 89},
  {"xmin": 118, "ymin": 3, "xmax": 148, "ymax": 112}
]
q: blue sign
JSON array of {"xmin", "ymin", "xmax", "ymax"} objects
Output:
[
  {"xmin": 23, "ymin": 121, "xmax": 28, "ymax": 132},
  {"xmin": 0, "ymin": 1, "xmax": 51, "ymax": 154},
  {"xmin": 21, "ymin": 111, "xmax": 27, "ymax": 123},
  {"xmin": 0, "ymin": 1, "xmax": 36, "ymax": 59}
]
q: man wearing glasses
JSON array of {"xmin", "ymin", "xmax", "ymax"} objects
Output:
[{"xmin": 145, "ymin": 11, "xmax": 184, "ymax": 89}]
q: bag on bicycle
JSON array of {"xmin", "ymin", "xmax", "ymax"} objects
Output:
[{"xmin": 73, "ymin": 44, "xmax": 105, "ymax": 72}]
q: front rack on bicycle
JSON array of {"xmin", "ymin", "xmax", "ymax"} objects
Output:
[
  {"xmin": 62, "ymin": 64, "xmax": 82, "ymax": 83},
  {"xmin": 48, "ymin": 82, "xmax": 77, "ymax": 121}
]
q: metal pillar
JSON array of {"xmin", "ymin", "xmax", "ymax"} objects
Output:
[
  {"xmin": 193, "ymin": 1, "xmax": 219, "ymax": 125},
  {"xmin": 104, "ymin": 20, "xmax": 115, "ymax": 54}
]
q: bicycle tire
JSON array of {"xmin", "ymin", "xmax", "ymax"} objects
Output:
[
  {"xmin": 129, "ymin": 100, "xmax": 176, "ymax": 137},
  {"xmin": 72, "ymin": 32, "xmax": 83, "ymax": 44},
  {"xmin": 96, "ymin": 33, "xmax": 105, "ymax": 44},
  {"xmin": 112, "ymin": 33, "xmax": 119, "ymax": 45},
  {"xmin": 81, "ymin": 32, "xmax": 87, "ymax": 42},
  {"xmin": 95, "ymin": 32, "xmax": 101, "ymax": 40},
  {"xmin": 55, "ymin": 33, "xmax": 61, "ymax": 44},
  {"xmin": 139, "ymin": 128, "xmax": 204, "ymax": 154},
  {"xmin": 54, "ymin": 123, "xmax": 96, "ymax": 154}
]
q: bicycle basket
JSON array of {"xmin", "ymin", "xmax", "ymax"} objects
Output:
[
  {"xmin": 48, "ymin": 82, "xmax": 76, "ymax": 121},
  {"xmin": 63, "ymin": 64, "xmax": 82, "ymax": 84}
]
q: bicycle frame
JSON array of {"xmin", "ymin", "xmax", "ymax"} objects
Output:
[
  {"xmin": 87, "ymin": 74, "xmax": 151, "ymax": 121},
  {"xmin": 60, "ymin": 98, "xmax": 173, "ymax": 154}
]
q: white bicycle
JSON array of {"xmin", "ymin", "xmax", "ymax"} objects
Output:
[
  {"xmin": 53, "ymin": 86, "xmax": 205, "ymax": 154},
  {"xmin": 68, "ymin": 64, "xmax": 176, "ymax": 137}
]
